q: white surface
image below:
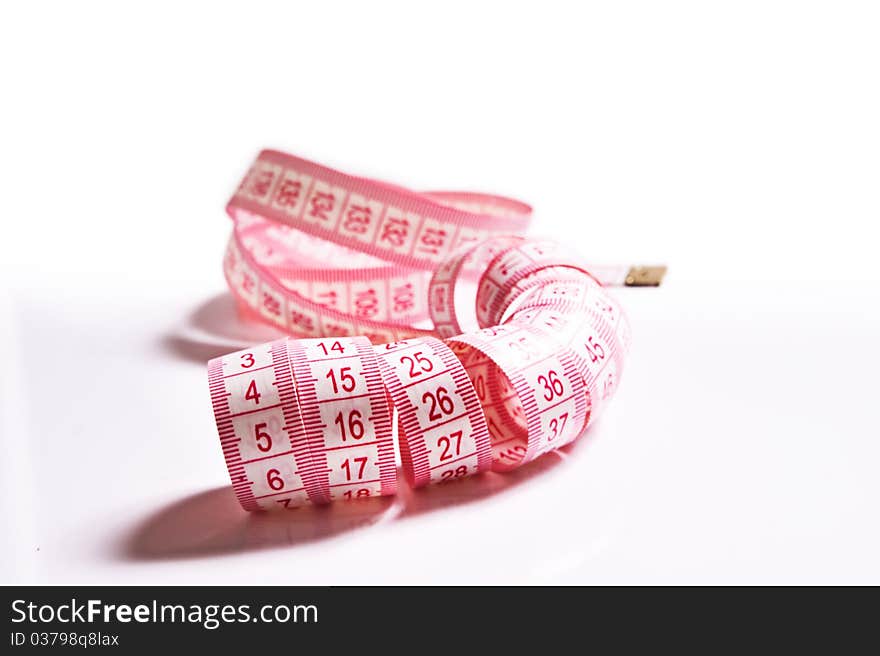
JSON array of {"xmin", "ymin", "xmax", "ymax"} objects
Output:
[{"xmin": 1, "ymin": 1, "xmax": 879, "ymax": 584}]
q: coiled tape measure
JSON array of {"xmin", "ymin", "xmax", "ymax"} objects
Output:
[{"xmin": 208, "ymin": 149, "xmax": 665, "ymax": 510}]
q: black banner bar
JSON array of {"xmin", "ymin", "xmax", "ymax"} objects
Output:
[{"xmin": 1, "ymin": 586, "xmax": 871, "ymax": 651}]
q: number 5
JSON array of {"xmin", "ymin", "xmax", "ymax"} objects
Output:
[{"xmin": 254, "ymin": 422, "xmax": 272, "ymax": 452}]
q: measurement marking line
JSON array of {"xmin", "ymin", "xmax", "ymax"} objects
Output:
[
  {"xmin": 226, "ymin": 403, "xmax": 283, "ymax": 419},
  {"xmin": 223, "ymin": 364, "xmax": 274, "ymax": 379}
]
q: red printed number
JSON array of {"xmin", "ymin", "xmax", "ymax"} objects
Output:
[
  {"xmin": 602, "ymin": 372, "xmax": 615, "ymax": 399},
  {"xmin": 585, "ymin": 336, "xmax": 606, "ymax": 363},
  {"xmin": 334, "ymin": 410, "xmax": 364, "ymax": 441},
  {"xmin": 400, "ymin": 351, "xmax": 434, "ymax": 378},
  {"xmin": 309, "ymin": 192, "xmax": 335, "ymax": 220},
  {"xmin": 262, "ymin": 292, "xmax": 281, "ymax": 316},
  {"xmin": 392, "ymin": 283, "xmax": 415, "ymax": 314},
  {"xmin": 380, "ymin": 216, "xmax": 409, "ymax": 247},
  {"xmin": 326, "ymin": 367, "xmax": 356, "ymax": 394},
  {"xmin": 343, "ymin": 205, "xmax": 372, "ymax": 234},
  {"xmin": 437, "ymin": 430, "xmax": 463, "ymax": 461},
  {"xmin": 267, "ymin": 468, "xmax": 284, "ymax": 491},
  {"xmin": 548, "ymin": 412, "xmax": 568, "ymax": 441},
  {"xmin": 316, "ymin": 290, "xmax": 337, "ymax": 308},
  {"xmin": 422, "ymin": 386, "xmax": 454, "ymax": 421},
  {"xmin": 354, "ymin": 289, "xmax": 379, "ymax": 319},
  {"xmin": 317, "ymin": 340, "xmax": 345, "ymax": 356},
  {"xmin": 440, "ymin": 465, "xmax": 468, "ymax": 482},
  {"xmin": 472, "ymin": 374, "xmax": 486, "ymax": 401},
  {"xmin": 290, "ymin": 310, "xmax": 314, "ymax": 332},
  {"xmin": 508, "ymin": 336, "xmax": 538, "ymax": 361},
  {"xmin": 417, "ymin": 228, "xmax": 447, "ymax": 255},
  {"xmin": 341, "ymin": 457, "xmax": 368, "ymax": 481},
  {"xmin": 275, "ymin": 178, "xmax": 302, "ymax": 207},
  {"xmin": 254, "ymin": 422, "xmax": 272, "ymax": 452},
  {"xmin": 245, "ymin": 379, "xmax": 261, "ymax": 404},
  {"xmin": 537, "ymin": 370, "xmax": 564, "ymax": 401},
  {"xmin": 248, "ymin": 170, "xmax": 274, "ymax": 197}
]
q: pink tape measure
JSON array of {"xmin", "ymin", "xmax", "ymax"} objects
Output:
[{"xmin": 209, "ymin": 149, "xmax": 663, "ymax": 511}]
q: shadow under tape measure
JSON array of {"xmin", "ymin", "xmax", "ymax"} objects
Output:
[
  {"xmin": 160, "ymin": 293, "xmax": 285, "ymax": 365},
  {"xmin": 121, "ymin": 448, "xmax": 573, "ymax": 561}
]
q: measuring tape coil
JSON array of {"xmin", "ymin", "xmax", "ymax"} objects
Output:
[{"xmin": 209, "ymin": 150, "xmax": 632, "ymax": 510}]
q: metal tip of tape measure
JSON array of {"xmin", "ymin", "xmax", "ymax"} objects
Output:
[{"xmin": 624, "ymin": 266, "xmax": 667, "ymax": 287}]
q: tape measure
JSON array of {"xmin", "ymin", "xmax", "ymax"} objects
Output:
[{"xmin": 208, "ymin": 149, "xmax": 663, "ymax": 510}]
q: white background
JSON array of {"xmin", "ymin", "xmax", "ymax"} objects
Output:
[{"xmin": 1, "ymin": 1, "xmax": 878, "ymax": 584}]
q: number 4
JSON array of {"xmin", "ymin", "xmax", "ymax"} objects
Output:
[{"xmin": 245, "ymin": 379, "xmax": 261, "ymax": 404}]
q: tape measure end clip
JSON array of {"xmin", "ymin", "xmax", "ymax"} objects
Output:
[{"xmin": 624, "ymin": 265, "xmax": 667, "ymax": 287}]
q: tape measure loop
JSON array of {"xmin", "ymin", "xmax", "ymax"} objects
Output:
[{"xmin": 208, "ymin": 149, "xmax": 632, "ymax": 510}]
